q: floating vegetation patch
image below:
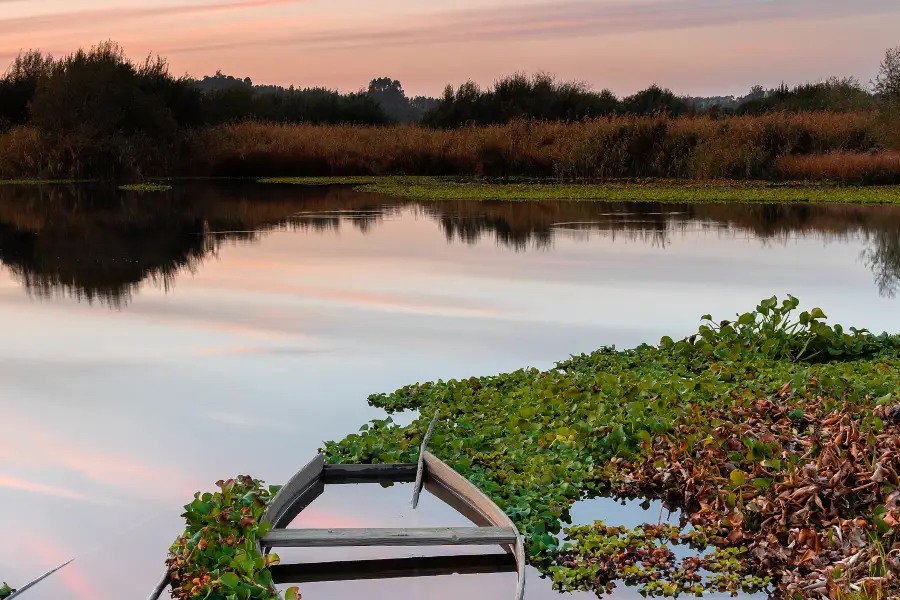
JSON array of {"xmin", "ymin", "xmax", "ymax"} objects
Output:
[
  {"xmin": 323, "ymin": 295, "xmax": 900, "ymax": 598},
  {"xmin": 166, "ymin": 476, "xmax": 299, "ymax": 600},
  {"xmin": 355, "ymin": 180, "xmax": 900, "ymax": 204},
  {"xmin": 118, "ymin": 183, "xmax": 173, "ymax": 192},
  {"xmin": 0, "ymin": 179, "xmax": 96, "ymax": 185}
]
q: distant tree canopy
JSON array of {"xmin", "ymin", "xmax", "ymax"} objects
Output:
[
  {"xmin": 0, "ymin": 42, "xmax": 390, "ymax": 136},
  {"xmin": 0, "ymin": 41, "xmax": 896, "ymax": 138},
  {"xmin": 874, "ymin": 47, "xmax": 900, "ymax": 103},
  {"xmin": 734, "ymin": 78, "xmax": 876, "ymax": 115},
  {"xmin": 622, "ymin": 84, "xmax": 690, "ymax": 117},
  {"xmin": 424, "ymin": 73, "xmax": 623, "ymax": 127},
  {"xmin": 28, "ymin": 42, "xmax": 202, "ymax": 140}
]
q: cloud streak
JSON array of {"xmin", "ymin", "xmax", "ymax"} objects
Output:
[
  {"xmin": 161, "ymin": 0, "xmax": 900, "ymax": 55},
  {"xmin": 0, "ymin": 474, "xmax": 92, "ymax": 502},
  {"xmin": 0, "ymin": 0, "xmax": 308, "ymax": 37}
]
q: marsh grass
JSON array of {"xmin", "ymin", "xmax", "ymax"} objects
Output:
[
  {"xmin": 188, "ymin": 112, "xmax": 888, "ymax": 181},
  {"xmin": 777, "ymin": 151, "xmax": 900, "ymax": 184},
  {"xmin": 1, "ymin": 111, "xmax": 896, "ymax": 182}
]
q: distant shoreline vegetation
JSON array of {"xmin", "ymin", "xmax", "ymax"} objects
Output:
[{"xmin": 0, "ymin": 41, "xmax": 899, "ymax": 182}]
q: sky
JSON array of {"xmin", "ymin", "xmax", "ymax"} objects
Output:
[{"xmin": 0, "ymin": 0, "xmax": 899, "ymax": 103}]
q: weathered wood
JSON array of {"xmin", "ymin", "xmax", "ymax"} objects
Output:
[
  {"xmin": 260, "ymin": 453, "xmax": 324, "ymax": 528},
  {"xmin": 422, "ymin": 451, "xmax": 526, "ymax": 600},
  {"xmin": 423, "ymin": 479, "xmax": 494, "ymax": 528},
  {"xmin": 8, "ymin": 559, "xmax": 74, "ymax": 599},
  {"xmin": 270, "ymin": 553, "xmax": 516, "ymax": 584},
  {"xmin": 262, "ymin": 526, "xmax": 518, "ymax": 548},
  {"xmin": 322, "ymin": 463, "xmax": 417, "ymax": 484},
  {"xmin": 422, "ymin": 452, "xmax": 513, "ymax": 530},
  {"xmin": 145, "ymin": 573, "xmax": 169, "ymax": 600},
  {"xmin": 411, "ymin": 410, "xmax": 440, "ymax": 509},
  {"xmin": 269, "ymin": 479, "xmax": 325, "ymax": 530}
]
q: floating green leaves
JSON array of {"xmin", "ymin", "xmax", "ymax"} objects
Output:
[
  {"xmin": 167, "ymin": 475, "xmax": 299, "ymax": 600},
  {"xmin": 118, "ymin": 183, "xmax": 172, "ymax": 192},
  {"xmin": 323, "ymin": 295, "xmax": 900, "ymax": 598}
]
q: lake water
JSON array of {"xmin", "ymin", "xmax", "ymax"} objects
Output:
[{"xmin": 2, "ymin": 181, "xmax": 900, "ymax": 600}]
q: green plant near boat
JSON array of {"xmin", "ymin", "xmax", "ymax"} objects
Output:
[
  {"xmin": 322, "ymin": 295, "xmax": 900, "ymax": 597},
  {"xmin": 166, "ymin": 475, "xmax": 299, "ymax": 600}
]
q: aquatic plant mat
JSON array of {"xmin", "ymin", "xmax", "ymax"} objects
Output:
[
  {"xmin": 323, "ymin": 296, "xmax": 900, "ymax": 598},
  {"xmin": 260, "ymin": 177, "xmax": 900, "ymax": 205}
]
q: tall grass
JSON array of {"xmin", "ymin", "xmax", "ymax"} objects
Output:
[{"xmin": 0, "ymin": 111, "xmax": 896, "ymax": 182}]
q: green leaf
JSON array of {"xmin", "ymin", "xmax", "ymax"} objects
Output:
[
  {"xmin": 788, "ymin": 409, "xmax": 805, "ymax": 420},
  {"xmin": 730, "ymin": 469, "xmax": 747, "ymax": 486},
  {"xmin": 220, "ymin": 572, "xmax": 240, "ymax": 589},
  {"xmin": 752, "ymin": 478, "xmax": 773, "ymax": 492},
  {"xmin": 285, "ymin": 587, "xmax": 300, "ymax": 600}
]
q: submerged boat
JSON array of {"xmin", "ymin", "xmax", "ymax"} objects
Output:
[{"xmin": 147, "ymin": 436, "xmax": 526, "ymax": 600}]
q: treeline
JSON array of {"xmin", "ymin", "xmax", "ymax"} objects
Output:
[
  {"xmin": 0, "ymin": 41, "xmax": 898, "ymax": 180},
  {"xmin": 0, "ymin": 44, "xmax": 388, "ymax": 133},
  {"xmin": 3, "ymin": 41, "xmax": 899, "ymax": 134}
]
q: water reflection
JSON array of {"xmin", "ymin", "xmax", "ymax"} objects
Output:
[
  {"xmin": 1, "ymin": 182, "xmax": 900, "ymax": 306},
  {"xmin": 4, "ymin": 181, "xmax": 900, "ymax": 600}
]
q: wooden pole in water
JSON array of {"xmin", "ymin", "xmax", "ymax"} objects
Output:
[
  {"xmin": 410, "ymin": 409, "xmax": 439, "ymax": 509},
  {"xmin": 8, "ymin": 559, "xmax": 74, "ymax": 599}
]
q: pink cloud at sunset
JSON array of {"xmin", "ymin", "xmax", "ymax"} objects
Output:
[
  {"xmin": 0, "ymin": 474, "xmax": 90, "ymax": 502},
  {"xmin": 1, "ymin": 0, "xmax": 898, "ymax": 96},
  {"xmin": 0, "ymin": 412, "xmax": 199, "ymax": 502}
]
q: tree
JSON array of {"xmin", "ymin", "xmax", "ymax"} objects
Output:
[
  {"xmin": 874, "ymin": 46, "xmax": 900, "ymax": 102},
  {"xmin": 623, "ymin": 84, "xmax": 690, "ymax": 116},
  {"xmin": 0, "ymin": 50, "xmax": 55, "ymax": 129},
  {"xmin": 366, "ymin": 77, "xmax": 417, "ymax": 122}
]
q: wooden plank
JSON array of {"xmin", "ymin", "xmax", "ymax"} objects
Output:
[
  {"xmin": 424, "ymin": 479, "xmax": 494, "ymax": 528},
  {"xmin": 423, "ymin": 452, "xmax": 515, "ymax": 530},
  {"xmin": 260, "ymin": 454, "xmax": 324, "ymax": 527},
  {"xmin": 269, "ymin": 479, "xmax": 325, "ymax": 530},
  {"xmin": 145, "ymin": 573, "xmax": 169, "ymax": 600},
  {"xmin": 270, "ymin": 553, "xmax": 516, "ymax": 584},
  {"xmin": 8, "ymin": 559, "xmax": 74, "ymax": 599},
  {"xmin": 262, "ymin": 526, "xmax": 518, "ymax": 548},
  {"xmin": 422, "ymin": 452, "xmax": 526, "ymax": 600},
  {"xmin": 322, "ymin": 463, "xmax": 417, "ymax": 484},
  {"xmin": 514, "ymin": 534, "xmax": 526, "ymax": 600},
  {"xmin": 411, "ymin": 410, "xmax": 440, "ymax": 508}
]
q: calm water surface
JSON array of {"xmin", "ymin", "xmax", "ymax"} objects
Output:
[{"xmin": 2, "ymin": 181, "xmax": 900, "ymax": 599}]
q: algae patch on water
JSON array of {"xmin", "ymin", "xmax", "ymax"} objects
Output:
[
  {"xmin": 118, "ymin": 183, "xmax": 173, "ymax": 192},
  {"xmin": 355, "ymin": 179, "xmax": 900, "ymax": 204}
]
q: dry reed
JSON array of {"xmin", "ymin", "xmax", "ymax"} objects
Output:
[
  {"xmin": 0, "ymin": 111, "xmax": 896, "ymax": 182},
  {"xmin": 777, "ymin": 151, "xmax": 900, "ymax": 184}
]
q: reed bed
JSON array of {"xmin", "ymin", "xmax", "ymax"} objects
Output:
[
  {"xmin": 1, "ymin": 111, "xmax": 897, "ymax": 182},
  {"xmin": 777, "ymin": 151, "xmax": 900, "ymax": 184}
]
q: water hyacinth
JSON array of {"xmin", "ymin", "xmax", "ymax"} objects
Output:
[
  {"xmin": 166, "ymin": 475, "xmax": 299, "ymax": 600},
  {"xmin": 323, "ymin": 295, "xmax": 900, "ymax": 598}
]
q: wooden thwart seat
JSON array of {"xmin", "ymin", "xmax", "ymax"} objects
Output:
[{"xmin": 262, "ymin": 526, "xmax": 519, "ymax": 547}]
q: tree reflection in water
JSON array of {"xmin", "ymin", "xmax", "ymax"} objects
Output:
[{"xmin": 1, "ymin": 181, "xmax": 899, "ymax": 307}]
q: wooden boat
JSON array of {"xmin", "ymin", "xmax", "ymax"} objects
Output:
[{"xmin": 147, "ymin": 422, "xmax": 526, "ymax": 600}]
